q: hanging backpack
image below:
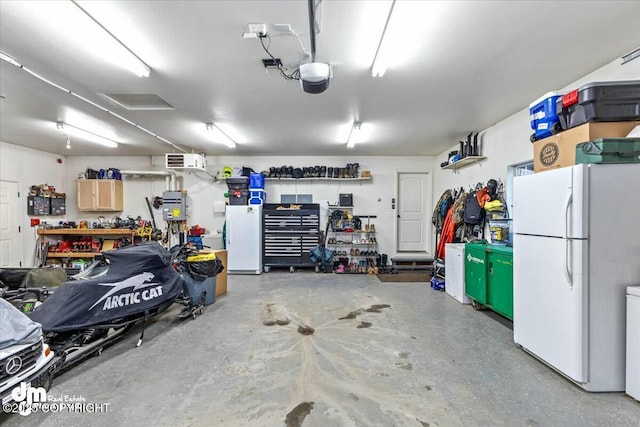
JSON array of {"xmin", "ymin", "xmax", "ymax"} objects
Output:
[
  {"xmin": 451, "ymin": 190, "xmax": 467, "ymax": 225},
  {"xmin": 463, "ymin": 191, "xmax": 485, "ymax": 225},
  {"xmin": 432, "ymin": 189, "xmax": 452, "ymax": 227}
]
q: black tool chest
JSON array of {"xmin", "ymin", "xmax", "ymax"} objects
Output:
[{"xmin": 263, "ymin": 203, "xmax": 320, "ymax": 272}]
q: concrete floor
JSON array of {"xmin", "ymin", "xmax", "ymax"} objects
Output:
[{"xmin": 3, "ymin": 271, "xmax": 639, "ymax": 426}]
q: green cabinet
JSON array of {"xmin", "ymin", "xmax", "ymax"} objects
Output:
[
  {"xmin": 487, "ymin": 246, "xmax": 513, "ymax": 320},
  {"xmin": 464, "ymin": 244, "xmax": 489, "ymax": 304},
  {"xmin": 465, "ymin": 244, "xmax": 513, "ymax": 320}
]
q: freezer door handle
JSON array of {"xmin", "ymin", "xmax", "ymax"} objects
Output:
[
  {"xmin": 564, "ymin": 192, "xmax": 572, "ymax": 239},
  {"xmin": 564, "ymin": 238, "xmax": 573, "ymax": 289}
]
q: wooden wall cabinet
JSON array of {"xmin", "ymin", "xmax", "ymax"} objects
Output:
[{"xmin": 77, "ymin": 179, "xmax": 123, "ymax": 211}]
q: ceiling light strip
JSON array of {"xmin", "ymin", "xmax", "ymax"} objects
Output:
[
  {"xmin": 347, "ymin": 121, "xmax": 361, "ymax": 149},
  {"xmin": 57, "ymin": 121, "xmax": 118, "ymax": 148},
  {"xmin": 371, "ymin": 0, "xmax": 396, "ymax": 77},
  {"xmin": 1, "ymin": 50, "xmax": 186, "ymax": 153},
  {"xmin": 206, "ymin": 122, "xmax": 237, "ymax": 149},
  {"xmin": 71, "ymin": 0, "xmax": 151, "ymax": 78}
]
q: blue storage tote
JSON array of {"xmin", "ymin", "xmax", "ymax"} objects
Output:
[
  {"xmin": 249, "ymin": 172, "xmax": 265, "ymax": 189},
  {"xmin": 529, "ymin": 91, "xmax": 563, "ymax": 141},
  {"xmin": 249, "ymin": 188, "xmax": 266, "ymax": 205}
]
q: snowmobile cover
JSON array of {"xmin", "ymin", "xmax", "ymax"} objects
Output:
[
  {"xmin": 28, "ymin": 242, "xmax": 183, "ymax": 333},
  {"xmin": 0, "ymin": 298, "xmax": 43, "ymax": 350}
]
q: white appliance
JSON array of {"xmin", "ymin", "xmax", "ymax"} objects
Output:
[
  {"xmin": 627, "ymin": 286, "xmax": 640, "ymax": 401},
  {"xmin": 225, "ymin": 205, "xmax": 262, "ymax": 274},
  {"xmin": 445, "ymin": 243, "xmax": 471, "ymax": 304},
  {"xmin": 165, "ymin": 153, "xmax": 207, "ymax": 170},
  {"xmin": 513, "ymin": 163, "xmax": 640, "ymax": 391}
]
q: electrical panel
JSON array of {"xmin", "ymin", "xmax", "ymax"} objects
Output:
[{"xmin": 162, "ymin": 191, "xmax": 187, "ymax": 221}]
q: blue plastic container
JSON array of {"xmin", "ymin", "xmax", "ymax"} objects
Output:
[
  {"xmin": 529, "ymin": 91, "xmax": 563, "ymax": 140},
  {"xmin": 249, "ymin": 172, "xmax": 265, "ymax": 189},
  {"xmin": 249, "ymin": 189, "xmax": 266, "ymax": 205}
]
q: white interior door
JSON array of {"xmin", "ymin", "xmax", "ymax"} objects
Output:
[
  {"xmin": 396, "ymin": 172, "xmax": 431, "ymax": 253},
  {"xmin": 0, "ymin": 180, "xmax": 23, "ymax": 267},
  {"xmin": 513, "ymin": 234, "xmax": 585, "ymax": 382}
]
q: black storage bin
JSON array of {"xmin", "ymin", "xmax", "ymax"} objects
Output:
[
  {"xmin": 339, "ymin": 193, "xmax": 353, "ymax": 207},
  {"xmin": 50, "ymin": 197, "xmax": 66, "ymax": 215},
  {"xmin": 228, "ymin": 189, "xmax": 248, "ymax": 205},
  {"xmin": 557, "ymin": 80, "xmax": 640, "ymax": 130},
  {"xmin": 27, "ymin": 196, "xmax": 50, "ymax": 215},
  {"xmin": 226, "ymin": 177, "xmax": 249, "ymax": 190}
]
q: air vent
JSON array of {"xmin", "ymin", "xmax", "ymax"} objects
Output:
[{"xmin": 102, "ymin": 93, "xmax": 174, "ymax": 110}]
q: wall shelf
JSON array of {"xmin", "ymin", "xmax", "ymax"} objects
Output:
[
  {"xmin": 265, "ymin": 177, "xmax": 371, "ymax": 181},
  {"xmin": 37, "ymin": 229, "xmax": 136, "ymax": 236},
  {"xmin": 441, "ymin": 156, "xmax": 486, "ymax": 170}
]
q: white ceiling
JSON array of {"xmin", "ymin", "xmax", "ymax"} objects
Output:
[{"xmin": 1, "ymin": 0, "xmax": 639, "ymax": 157}]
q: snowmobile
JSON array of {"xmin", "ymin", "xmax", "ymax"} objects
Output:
[{"xmin": 23, "ymin": 242, "xmax": 184, "ymax": 373}]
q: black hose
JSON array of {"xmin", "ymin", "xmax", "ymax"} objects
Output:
[{"xmin": 145, "ymin": 197, "xmax": 158, "ymax": 230}]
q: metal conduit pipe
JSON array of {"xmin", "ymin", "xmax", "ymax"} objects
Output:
[{"xmin": 119, "ymin": 170, "xmax": 177, "ymax": 191}]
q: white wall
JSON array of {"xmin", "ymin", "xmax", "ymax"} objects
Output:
[
  {"xmin": 62, "ymin": 155, "xmax": 436, "ymax": 256},
  {"xmin": 432, "ymin": 55, "xmax": 640, "ymax": 206},
  {"xmin": 168, "ymin": 155, "xmax": 437, "ymax": 255},
  {"xmin": 0, "ymin": 142, "xmax": 67, "ymax": 265},
  {"xmin": 64, "ymin": 156, "xmax": 154, "ymax": 222}
]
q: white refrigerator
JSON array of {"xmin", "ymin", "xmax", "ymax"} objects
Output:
[
  {"xmin": 225, "ymin": 205, "xmax": 263, "ymax": 274},
  {"xmin": 513, "ymin": 163, "xmax": 640, "ymax": 392}
]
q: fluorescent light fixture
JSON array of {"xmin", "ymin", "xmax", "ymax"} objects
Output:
[
  {"xmin": 346, "ymin": 122, "xmax": 362, "ymax": 149},
  {"xmin": 206, "ymin": 122, "xmax": 237, "ymax": 149},
  {"xmin": 56, "ymin": 121, "xmax": 119, "ymax": 148},
  {"xmin": 371, "ymin": 0, "xmax": 396, "ymax": 77},
  {"xmin": 70, "ymin": 1, "xmax": 150, "ymax": 77},
  {"xmin": 371, "ymin": 1, "xmax": 449, "ymax": 77},
  {"xmin": 2, "ymin": 49, "xmax": 185, "ymax": 152}
]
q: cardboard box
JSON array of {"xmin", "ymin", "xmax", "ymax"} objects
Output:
[
  {"xmin": 533, "ymin": 121, "xmax": 640, "ymax": 172},
  {"xmin": 211, "ymin": 250, "xmax": 227, "ymax": 296}
]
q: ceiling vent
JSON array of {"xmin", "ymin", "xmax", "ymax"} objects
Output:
[
  {"xmin": 102, "ymin": 93, "xmax": 174, "ymax": 110},
  {"xmin": 165, "ymin": 153, "xmax": 207, "ymax": 170}
]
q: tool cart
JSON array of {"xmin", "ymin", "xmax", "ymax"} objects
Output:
[{"xmin": 262, "ymin": 203, "xmax": 320, "ymax": 272}]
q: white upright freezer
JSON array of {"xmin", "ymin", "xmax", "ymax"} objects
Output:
[
  {"xmin": 445, "ymin": 243, "xmax": 471, "ymax": 304},
  {"xmin": 225, "ymin": 205, "xmax": 263, "ymax": 274},
  {"xmin": 513, "ymin": 163, "xmax": 640, "ymax": 392}
]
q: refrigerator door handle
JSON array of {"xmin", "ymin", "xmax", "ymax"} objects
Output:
[
  {"xmin": 564, "ymin": 238, "xmax": 573, "ymax": 289},
  {"xmin": 227, "ymin": 218, "xmax": 231, "ymax": 245},
  {"xmin": 564, "ymin": 192, "xmax": 573, "ymax": 239}
]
